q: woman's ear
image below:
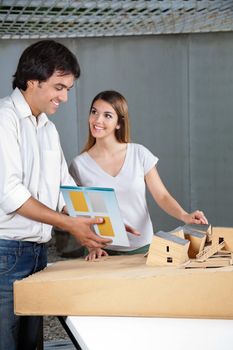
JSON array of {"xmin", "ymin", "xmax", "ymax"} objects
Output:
[{"xmin": 116, "ymin": 125, "xmax": 120, "ymax": 130}]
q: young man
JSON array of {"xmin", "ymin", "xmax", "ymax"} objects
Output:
[{"xmin": 0, "ymin": 40, "xmax": 112, "ymax": 350}]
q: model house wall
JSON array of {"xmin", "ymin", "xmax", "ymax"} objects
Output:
[
  {"xmin": 212, "ymin": 227, "xmax": 233, "ymax": 251},
  {"xmin": 183, "ymin": 228, "xmax": 207, "ymax": 258},
  {"xmin": 146, "ymin": 231, "xmax": 190, "ymax": 267}
]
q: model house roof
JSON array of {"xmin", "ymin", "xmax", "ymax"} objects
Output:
[{"xmin": 156, "ymin": 231, "xmax": 189, "ymax": 246}]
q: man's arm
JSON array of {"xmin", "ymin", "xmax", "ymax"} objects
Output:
[{"xmin": 17, "ymin": 196, "xmax": 112, "ymax": 248}]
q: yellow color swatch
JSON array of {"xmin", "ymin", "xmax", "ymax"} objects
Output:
[
  {"xmin": 69, "ymin": 191, "xmax": 89, "ymax": 212},
  {"xmin": 96, "ymin": 216, "xmax": 115, "ymax": 237}
]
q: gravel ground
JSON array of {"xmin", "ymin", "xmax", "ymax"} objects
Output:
[{"xmin": 44, "ymin": 316, "xmax": 68, "ymax": 342}]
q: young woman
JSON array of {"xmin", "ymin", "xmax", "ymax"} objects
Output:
[{"xmin": 69, "ymin": 90, "xmax": 208, "ymax": 260}]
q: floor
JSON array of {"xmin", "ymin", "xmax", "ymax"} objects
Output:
[{"xmin": 44, "ymin": 339, "xmax": 76, "ymax": 349}]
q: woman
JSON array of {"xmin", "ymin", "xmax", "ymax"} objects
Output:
[{"xmin": 69, "ymin": 90, "xmax": 208, "ymax": 260}]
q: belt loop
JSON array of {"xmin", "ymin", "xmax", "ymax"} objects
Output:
[
  {"xmin": 18, "ymin": 241, "xmax": 22, "ymax": 256},
  {"xmin": 34, "ymin": 242, "xmax": 40, "ymax": 256}
]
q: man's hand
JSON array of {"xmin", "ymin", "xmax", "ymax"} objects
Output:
[
  {"xmin": 65, "ymin": 216, "xmax": 112, "ymax": 249},
  {"xmin": 16, "ymin": 197, "xmax": 112, "ymax": 249}
]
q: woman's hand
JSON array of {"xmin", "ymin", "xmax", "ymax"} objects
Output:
[
  {"xmin": 85, "ymin": 248, "xmax": 108, "ymax": 261},
  {"xmin": 61, "ymin": 205, "xmax": 69, "ymax": 215},
  {"xmin": 124, "ymin": 224, "xmax": 140, "ymax": 236},
  {"xmin": 181, "ymin": 210, "xmax": 208, "ymax": 225}
]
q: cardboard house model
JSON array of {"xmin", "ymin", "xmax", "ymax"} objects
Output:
[
  {"xmin": 147, "ymin": 224, "xmax": 233, "ymax": 268},
  {"xmin": 182, "ymin": 227, "xmax": 207, "ymax": 258},
  {"xmin": 146, "ymin": 230, "xmax": 190, "ymax": 267},
  {"xmin": 212, "ymin": 227, "xmax": 233, "ymax": 251},
  {"xmin": 168, "ymin": 225, "xmax": 207, "ymax": 258}
]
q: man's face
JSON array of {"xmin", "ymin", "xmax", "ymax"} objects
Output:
[{"xmin": 26, "ymin": 71, "xmax": 75, "ymax": 117}]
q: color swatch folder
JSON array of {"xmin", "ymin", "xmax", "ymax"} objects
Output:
[{"xmin": 60, "ymin": 186, "xmax": 129, "ymax": 247}]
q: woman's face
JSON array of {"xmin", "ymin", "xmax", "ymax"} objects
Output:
[{"xmin": 89, "ymin": 99, "xmax": 120, "ymax": 140}]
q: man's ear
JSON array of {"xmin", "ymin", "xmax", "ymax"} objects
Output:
[{"xmin": 27, "ymin": 80, "xmax": 38, "ymax": 89}]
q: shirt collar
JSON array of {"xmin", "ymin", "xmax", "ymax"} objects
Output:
[{"xmin": 11, "ymin": 88, "xmax": 49, "ymax": 127}]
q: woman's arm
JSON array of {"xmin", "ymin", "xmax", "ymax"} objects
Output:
[{"xmin": 145, "ymin": 167, "xmax": 208, "ymax": 225}]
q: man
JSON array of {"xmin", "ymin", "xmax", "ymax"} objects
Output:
[{"xmin": 0, "ymin": 40, "xmax": 112, "ymax": 350}]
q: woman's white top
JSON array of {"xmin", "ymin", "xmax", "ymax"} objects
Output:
[{"xmin": 69, "ymin": 143, "xmax": 158, "ymax": 251}]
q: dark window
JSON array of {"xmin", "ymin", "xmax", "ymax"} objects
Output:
[
  {"xmin": 166, "ymin": 246, "xmax": 169, "ymax": 252},
  {"xmin": 167, "ymin": 257, "xmax": 173, "ymax": 263},
  {"xmin": 219, "ymin": 237, "xmax": 224, "ymax": 244}
]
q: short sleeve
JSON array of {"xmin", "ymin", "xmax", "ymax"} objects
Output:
[
  {"xmin": 69, "ymin": 159, "xmax": 82, "ymax": 186},
  {"xmin": 137, "ymin": 144, "xmax": 159, "ymax": 175}
]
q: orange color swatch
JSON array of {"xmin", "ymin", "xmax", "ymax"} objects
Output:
[
  {"xmin": 96, "ymin": 216, "xmax": 115, "ymax": 237},
  {"xmin": 69, "ymin": 191, "xmax": 89, "ymax": 212}
]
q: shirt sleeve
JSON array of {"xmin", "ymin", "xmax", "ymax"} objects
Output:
[
  {"xmin": 137, "ymin": 144, "xmax": 159, "ymax": 175},
  {"xmin": 0, "ymin": 113, "xmax": 31, "ymax": 214},
  {"xmin": 69, "ymin": 158, "xmax": 82, "ymax": 186}
]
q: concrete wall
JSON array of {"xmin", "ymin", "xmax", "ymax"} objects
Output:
[{"xmin": 0, "ymin": 32, "xmax": 233, "ymax": 231}]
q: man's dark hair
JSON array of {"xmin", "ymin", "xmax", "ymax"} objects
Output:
[{"xmin": 12, "ymin": 40, "xmax": 80, "ymax": 90}]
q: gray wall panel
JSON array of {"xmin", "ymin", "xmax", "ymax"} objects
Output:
[
  {"xmin": 189, "ymin": 33, "xmax": 233, "ymax": 226},
  {"xmin": 0, "ymin": 32, "xmax": 232, "ymax": 232},
  {"xmin": 0, "ymin": 40, "xmax": 29, "ymax": 96}
]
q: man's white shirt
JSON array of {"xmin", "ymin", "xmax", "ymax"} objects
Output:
[{"xmin": 0, "ymin": 88, "xmax": 74, "ymax": 242}]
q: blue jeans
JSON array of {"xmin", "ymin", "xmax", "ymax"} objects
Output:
[{"xmin": 0, "ymin": 239, "xmax": 47, "ymax": 350}]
